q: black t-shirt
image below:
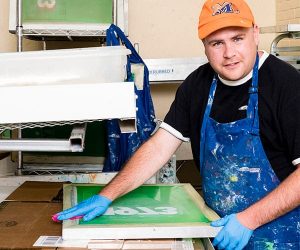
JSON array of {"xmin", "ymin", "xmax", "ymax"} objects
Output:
[{"xmin": 164, "ymin": 54, "xmax": 300, "ymax": 181}]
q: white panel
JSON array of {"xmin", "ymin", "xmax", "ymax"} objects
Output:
[
  {"xmin": 0, "ymin": 82, "xmax": 135, "ymax": 124},
  {"xmin": 145, "ymin": 57, "xmax": 208, "ymax": 82},
  {"xmin": 0, "ymin": 46, "xmax": 130, "ymax": 87}
]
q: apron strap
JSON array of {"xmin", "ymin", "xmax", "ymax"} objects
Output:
[
  {"xmin": 247, "ymin": 54, "xmax": 260, "ymax": 135},
  {"xmin": 199, "ymin": 76, "xmax": 218, "ymax": 173}
]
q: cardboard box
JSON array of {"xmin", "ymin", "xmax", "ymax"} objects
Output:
[
  {"xmin": 6, "ymin": 181, "xmax": 64, "ymax": 202},
  {"xmin": 0, "ymin": 181, "xmax": 64, "ymax": 249},
  {"xmin": 0, "ymin": 201, "xmax": 62, "ymax": 249}
]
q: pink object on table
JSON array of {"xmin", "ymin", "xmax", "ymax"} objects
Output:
[
  {"xmin": 51, "ymin": 214, "xmax": 60, "ymax": 222},
  {"xmin": 52, "ymin": 213, "xmax": 83, "ymax": 222}
]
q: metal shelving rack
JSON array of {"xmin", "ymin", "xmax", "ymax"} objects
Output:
[
  {"xmin": 0, "ymin": 0, "xmax": 131, "ymax": 175},
  {"xmin": 260, "ymin": 24, "xmax": 300, "ymax": 70},
  {"xmin": 3, "ymin": 0, "xmax": 187, "ymax": 181},
  {"xmin": 9, "ymin": 0, "xmax": 129, "ymax": 39}
]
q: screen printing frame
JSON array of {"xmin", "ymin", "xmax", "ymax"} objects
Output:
[
  {"xmin": 9, "ymin": 0, "xmax": 128, "ymax": 36},
  {"xmin": 62, "ymin": 183, "xmax": 220, "ymax": 240}
]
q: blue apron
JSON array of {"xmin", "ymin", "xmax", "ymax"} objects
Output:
[
  {"xmin": 200, "ymin": 55, "xmax": 300, "ymax": 249},
  {"xmin": 103, "ymin": 24, "xmax": 156, "ymax": 172}
]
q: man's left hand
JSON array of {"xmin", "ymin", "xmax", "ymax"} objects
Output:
[{"xmin": 211, "ymin": 214, "xmax": 253, "ymax": 250}]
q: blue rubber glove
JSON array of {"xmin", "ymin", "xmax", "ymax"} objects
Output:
[
  {"xmin": 211, "ymin": 214, "xmax": 253, "ymax": 250},
  {"xmin": 56, "ymin": 194, "xmax": 112, "ymax": 222}
]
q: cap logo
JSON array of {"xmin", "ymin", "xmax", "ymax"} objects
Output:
[{"xmin": 212, "ymin": 2, "xmax": 240, "ymax": 16}]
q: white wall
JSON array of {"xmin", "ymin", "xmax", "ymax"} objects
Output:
[
  {"xmin": 0, "ymin": 0, "xmax": 16, "ymax": 52},
  {"xmin": 276, "ymin": 0, "xmax": 300, "ymax": 49},
  {"xmin": 128, "ymin": 0, "xmax": 277, "ymax": 60}
]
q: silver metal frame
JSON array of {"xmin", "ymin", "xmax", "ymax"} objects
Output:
[
  {"xmin": 145, "ymin": 57, "xmax": 208, "ymax": 83},
  {"xmin": 260, "ymin": 24, "xmax": 300, "ymax": 70},
  {"xmin": 16, "ymin": 0, "xmax": 23, "ymax": 173},
  {"xmin": 0, "ymin": 124, "xmax": 86, "ymax": 152},
  {"xmin": 9, "ymin": 0, "xmax": 129, "ymax": 37},
  {"xmin": 270, "ymin": 33, "xmax": 300, "ymax": 55}
]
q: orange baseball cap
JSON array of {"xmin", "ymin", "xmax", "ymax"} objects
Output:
[{"xmin": 198, "ymin": 0, "xmax": 255, "ymax": 39}]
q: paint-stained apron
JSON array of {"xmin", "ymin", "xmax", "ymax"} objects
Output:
[{"xmin": 200, "ymin": 55, "xmax": 300, "ymax": 249}]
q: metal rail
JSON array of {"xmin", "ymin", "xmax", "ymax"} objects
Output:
[
  {"xmin": 260, "ymin": 24, "xmax": 300, "ymax": 70},
  {"xmin": 16, "ymin": 0, "xmax": 23, "ymax": 174},
  {"xmin": 0, "ymin": 124, "xmax": 86, "ymax": 152}
]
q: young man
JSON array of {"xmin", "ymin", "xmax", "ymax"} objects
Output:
[{"xmin": 56, "ymin": 0, "xmax": 300, "ymax": 249}]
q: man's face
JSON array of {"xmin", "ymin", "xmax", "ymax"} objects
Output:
[{"xmin": 203, "ymin": 26, "xmax": 259, "ymax": 81}]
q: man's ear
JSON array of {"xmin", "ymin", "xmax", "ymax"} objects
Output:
[{"xmin": 253, "ymin": 24, "xmax": 260, "ymax": 46}]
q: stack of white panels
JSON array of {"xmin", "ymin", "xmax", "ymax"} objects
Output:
[{"xmin": 0, "ymin": 46, "xmax": 136, "ymax": 129}]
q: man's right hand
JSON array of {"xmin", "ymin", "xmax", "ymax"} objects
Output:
[{"xmin": 54, "ymin": 194, "xmax": 112, "ymax": 222}]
